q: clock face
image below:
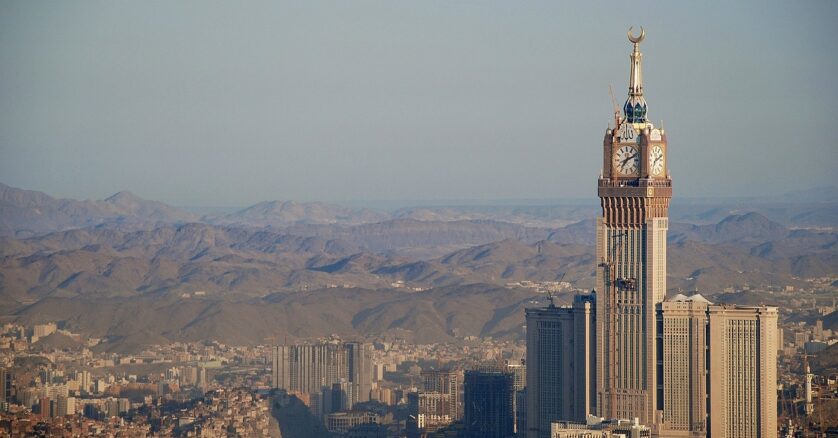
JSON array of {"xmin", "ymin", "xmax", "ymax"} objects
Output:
[
  {"xmin": 650, "ymin": 145, "xmax": 665, "ymax": 176},
  {"xmin": 614, "ymin": 145, "xmax": 639, "ymax": 175}
]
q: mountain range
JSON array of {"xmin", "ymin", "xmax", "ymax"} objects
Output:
[
  {"xmin": 3, "ymin": 183, "xmax": 836, "ymax": 238},
  {"xmin": 1, "ymin": 182, "xmax": 836, "ymax": 351}
]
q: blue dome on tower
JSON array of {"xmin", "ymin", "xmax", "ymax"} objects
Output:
[{"xmin": 623, "ymin": 97, "xmax": 647, "ymax": 123}]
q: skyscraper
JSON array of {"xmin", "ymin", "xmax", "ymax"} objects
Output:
[
  {"xmin": 272, "ymin": 343, "xmax": 348, "ymax": 394},
  {"xmin": 272, "ymin": 341, "xmax": 373, "ymax": 407},
  {"xmin": 707, "ymin": 305, "xmax": 778, "ymax": 438},
  {"xmin": 421, "ymin": 369, "xmax": 463, "ymax": 421},
  {"xmin": 272, "ymin": 345, "xmax": 290, "ymax": 391},
  {"xmin": 656, "ymin": 295, "xmax": 779, "ymax": 438},
  {"xmin": 526, "ymin": 294, "xmax": 596, "ymax": 437},
  {"xmin": 344, "ymin": 341, "xmax": 373, "ymax": 404},
  {"xmin": 464, "ymin": 370, "xmax": 514, "ymax": 438},
  {"xmin": 657, "ymin": 294, "xmax": 711, "ymax": 436},
  {"xmin": 595, "ymin": 27, "xmax": 670, "ymax": 425}
]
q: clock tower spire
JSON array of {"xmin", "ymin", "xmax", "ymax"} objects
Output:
[
  {"xmin": 595, "ymin": 27, "xmax": 671, "ymax": 427},
  {"xmin": 624, "ymin": 27, "xmax": 648, "ymax": 123}
]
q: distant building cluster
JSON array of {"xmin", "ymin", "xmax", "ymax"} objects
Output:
[
  {"xmin": 0, "ymin": 319, "xmax": 278, "ymax": 436},
  {"xmin": 271, "ymin": 341, "xmax": 373, "ymax": 427}
]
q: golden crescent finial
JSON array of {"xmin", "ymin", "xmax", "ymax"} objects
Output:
[{"xmin": 628, "ymin": 26, "xmax": 645, "ymax": 44}]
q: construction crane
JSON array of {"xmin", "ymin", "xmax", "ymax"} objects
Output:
[{"xmin": 609, "ymin": 84, "xmax": 621, "ymax": 129}]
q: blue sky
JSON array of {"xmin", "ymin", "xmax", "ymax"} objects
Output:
[{"xmin": 1, "ymin": 1, "xmax": 836, "ymax": 206}]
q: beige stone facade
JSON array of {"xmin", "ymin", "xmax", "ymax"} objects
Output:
[
  {"xmin": 708, "ymin": 305, "xmax": 778, "ymax": 438},
  {"xmin": 658, "ymin": 295, "xmax": 710, "ymax": 437}
]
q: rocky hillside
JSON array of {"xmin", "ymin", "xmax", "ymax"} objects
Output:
[
  {"xmin": 1, "ymin": 182, "xmax": 835, "ymax": 351},
  {"xmin": 1, "ymin": 213, "xmax": 834, "ymax": 308}
]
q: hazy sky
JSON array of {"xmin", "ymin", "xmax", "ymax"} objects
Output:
[{"xmin": 1, "ymin": 1, "xmax": 836, "ymax": 206}]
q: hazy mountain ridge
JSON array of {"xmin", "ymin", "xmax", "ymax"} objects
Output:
[
  {"xmin": 0, "ymin": 183, "xmax": 198, "ymax": 238},
  {"xmin": 3, "ymin": 183, "xmax": 836, "ymax": 242},
  {"xmin": 669, "ymin": 212, "xmax": 790, "ymax": 244},
  {"xmin": 1, "ymin": 182, "xmax": 836, "ymax": 351},
  {"xmin": 280, "ymin": 218, "xmax": 555, "ymax": 259},
  {"xmin": 1, "ymin": 212, "xmax": 834, "ymax": 309},
  {"xmin": 211, "ymin": 200, "xmax": 389, "ymax": 227}
]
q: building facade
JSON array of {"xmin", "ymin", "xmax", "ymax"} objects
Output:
[
  {"xmin": 551, "ymin": 417, "xmax": 652, "ymax": 438},
  {"xmin": 464, "ymin": 370, "xmax": 514, "ymax": 438},
  {"xmin": 272, "ymin": 342, "xmax": 372, "ymax": 407},
  {"xmin": 655, "ymin": 296, "xmax": 778, "ymax": 438},
  {"xmin": 421, "ymin": 369, "xmax": 463, "ymax": 421},
  {"xmin": 657, "ymin": 294, "xmax": 711, "ymax": 437},
  {"xmin": 526, "ymin": 294, "xmax": 596, "ymax": 438},
  {"xmin": 707, "ymin": 305, "xmax": 778, "ymax": 438},
  {"xmin": 345, "ymin": 341, "xmax": 373, "ymax": 404},
  {"xmin": 595, "ymin": 27, "xmax": 671, "ymax": 426}
]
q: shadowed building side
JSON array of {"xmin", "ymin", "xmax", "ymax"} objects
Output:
[{"xmin": 526, "ymin": 294, "xmax": 596, "ymax": 438}]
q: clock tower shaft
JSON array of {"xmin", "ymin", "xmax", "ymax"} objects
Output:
[{"xmin": 595, "ymin": 28, "xmax": 672, "ymax": 426}]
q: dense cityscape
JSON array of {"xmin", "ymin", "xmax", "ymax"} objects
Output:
[
  {"xmin": 1, "ymin": 291, "xmax": 836, "ymax": 437},
  {"xmin": 0, "ymin": 27, "xmax": 836, "ymax": 438},
  {"xmin": 14, "ymin": 0, "xmax": 838, "ymax": 436}
]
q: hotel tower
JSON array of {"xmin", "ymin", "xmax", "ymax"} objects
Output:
[
  {"xmin": 522, "ymin": 28, "xmax": 779, "ymax": 438},
  {"xmin": 595, "ymin": 27, "xmax": 670, "ymax": 425}
]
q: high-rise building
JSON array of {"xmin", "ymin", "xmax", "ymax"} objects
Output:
[
  {"xmin": 526, "ymin": 294, "xmax": 596, "ymax": 437},
  {"xmin": 56, "ymin": 396, "xmax": 76, "ymax": 417},
  {"xmin": 33, "ymin": 323, "xmax": 57, "ymax": 339},
  {"xmin": 595, "ymin": 27, "xmax": 670, "ymax": 425},
  {"xmin": 0, "ymin": 369, "xmax": 12, "ymax": 404},
  {"xmin": 77, "ymin": 370, "xmax": 91, "ymax": 394},
  {"xmin": 272, "ymin": 341, "xmax": 374, "ymax": 408},
  {"xmin": 507, "ymin": 361, "xmax": 527, "ymax": 436},
  {"xmin": 421, "ymin": 369, "xmax": 463, "ymax": 421},
  {"xmin": 272, "ymin": 343, "xmax": 347, "ymax": 393},
  {"xmin": 326, "ymin": 380, "xmax": 353, "ymax": 412},
  {"xmin": 516, "ymin": 388, "xmax": 528, "ymax": 438},
  {"xmin": 197, "ymin": 366, "xmax": 208, "ymax": 392},
  {"xmin": 345, "ymin": 341, "xmax": 373, "ymax": 404},
  {"xmin": 656, "ymin": 297, "xmax": 778, "ymax": 438},
  {"xmin": 39, "ymin": 397, "xmax": 51, "ymax": 417},
  {"xmin": 272, "ymin": 345, "xmax": 291, "ymax": 390},
  {"xmin": 657, "ymin": 294, "xmax": 711, "ymax": 436},
  {"xmin": 707, "ymin": 305, "xmax": 778, "ymax": 438},
  {"xmin": 415, "ymin": 391, "xmax": 454, "ymax": 432},
  {"xmin": 464, "ymin": 370, "xmax": 514, "ymax": 438},
  {"xmin": 507, "ymin": 362, "xmax": 526, "ymax": 392}
]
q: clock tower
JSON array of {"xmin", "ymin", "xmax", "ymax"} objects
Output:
[{"xmin": 595, "ymin": 27, "xmax": 671, "ymax": 426}]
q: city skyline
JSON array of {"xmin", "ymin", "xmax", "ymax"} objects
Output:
[
  {"xmin": 1, "ymin": 2, "xmax": 836, "ymax": 206},
  {"xmin": 0, "ymin": 4, "xmax": 835, "ymax": 437}
]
